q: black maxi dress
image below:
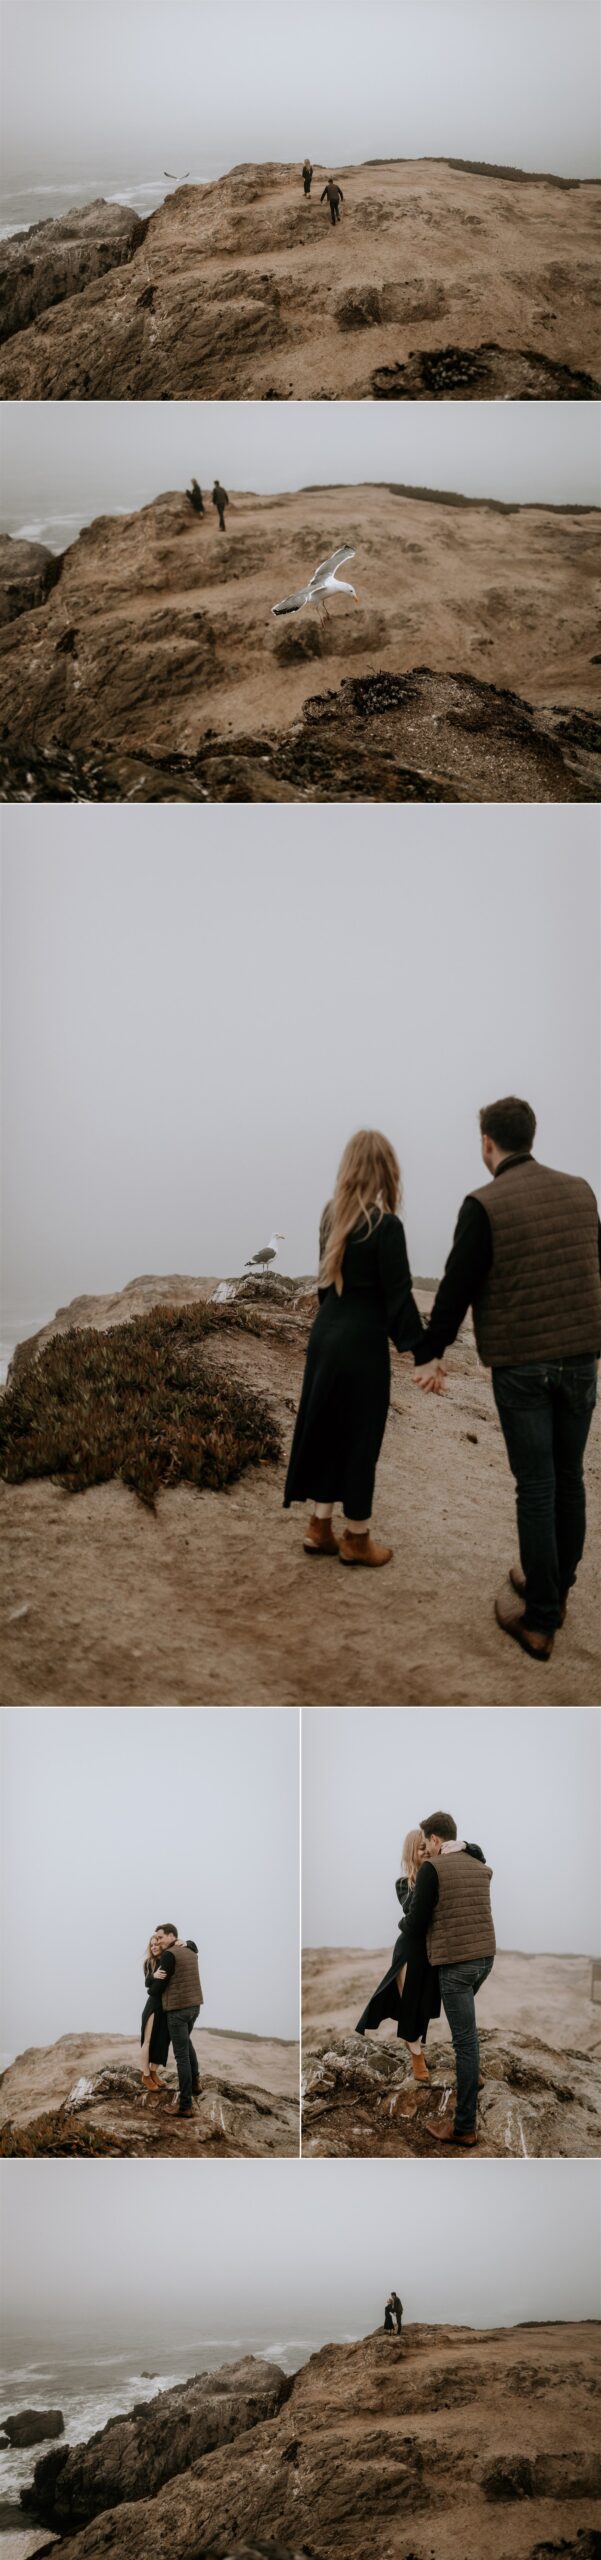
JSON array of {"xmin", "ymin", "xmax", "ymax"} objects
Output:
[
  {"xmin": 140, "ymin": 1960, "xmax": 170, "ymax": 2069},
  {"xmin": 284, "ymin": 1209, "xmax": 423, "ymax": 1520},
  {"xmin": 356, "ymin": 1875, "xmax": 441, "ymax": 2044}
]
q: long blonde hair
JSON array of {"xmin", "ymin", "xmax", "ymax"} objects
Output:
[
  {"xmin": 320, "ymin": 1130, "xmax": 401, "ymax": 1296},
  {"xmin": 144, "ymin": 1933, "xmax": 161, "ymax": 1977},
  {"xmin": 402, "ymin": 1828, "xmax": 426, "ymax": 1888}
]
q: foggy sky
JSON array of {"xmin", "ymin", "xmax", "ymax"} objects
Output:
[
  {"xmin": 1, "ymin": 403, "xmax": 600, "ymax": 535},
  {"xmin": 302, "ymin": 1709, "xmax": 600, "ymax": 1953},
  {"xmin": 0, "ymin": 1711, "xmax": 299, "ymax": 2047},
  {"xmin": 1, "ymin": 2158, "xmax": 598, "ymax": 2336},
  {"xmin": 2, "ymin": 0, "xmax": 599, "ymax": 180},
  {"xmin": 1, "ymin": 811, "xmax": 599, "ymax": 1327}
]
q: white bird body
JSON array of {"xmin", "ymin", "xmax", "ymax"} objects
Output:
[
  {"xmin": 244, "ymin": 1231, "xmax": 285, "ymax": 1274},
  {"xmin": 272, "ymin": 545, "xmax": 357, "ymax": 618}
]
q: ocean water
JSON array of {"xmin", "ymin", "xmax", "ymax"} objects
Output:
[
  {"xmin": 0, "ymin": 163, "xmax": 228, "ymax": 241},
  {"xmin": 0, "ymin": 2327, "xmax": 318, "ymax": 2539}
]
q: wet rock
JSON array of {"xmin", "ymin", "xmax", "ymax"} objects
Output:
[
  {"xmin": 0, "ymin": 2410, "xmax": 64, "ymax": 2448},
  {"xmin": 24, "ymin": 2361, "xmax": 292, "ymax": 2529},
  {"xmin": 0, "ymin": 199, "xmax": 146, "ymax": 344},
  {"xmin": 0, "ymin": 536, "xmax": 62, "ymax": 625}
]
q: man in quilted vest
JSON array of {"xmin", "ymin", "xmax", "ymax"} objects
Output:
[
  {"xmin": 414, "ymin": 1096, "xmax": 601, "ymax": 1661},
  {"xmin": 392, "ymin": 1813, "xmax": 495, "ymax": 2147},
  {"xmin": 155, "ymin": 1925, "xmax": 203, "ymax": 2118}
]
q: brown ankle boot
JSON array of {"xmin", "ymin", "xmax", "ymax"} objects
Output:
[
  {"xmin": 408, "ymin": 2050, "xmax": 430, "ymax": 2083},
  {"xmin": 339, "ymin": 1530, "xmax": 393, "ymax": 1567},
  {"xmin": 510, "ymin": 1566, "xmax": 567, "ymax": 1626},
  {"xmin": 303, "ymin": 1515, "xmax": 340, "ymax": 1556}
]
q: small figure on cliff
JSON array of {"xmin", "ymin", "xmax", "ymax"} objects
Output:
[
  {"xmin": 185, "ymin": 477, "xmax": 204, "ymax": 516},
  {"xmin": 212, "ymin": 478, "xmax": 229, "ymax": 533},
  {"xmin": 321, "ymin": 178, "xmax": 344, "ymax": 226},
  {"xmin": 302, "ymin": 159, "xmax": 313, "ymax": 196},
  {"xmin": 152, "ymin": 1924, "xmax": 203, "ymax": 2118},
  {"xmin": 384, "ymin": 2291, "xmax": 403, "ymax": 2334}
]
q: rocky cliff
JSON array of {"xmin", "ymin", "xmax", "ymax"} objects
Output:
[
  {"xmin": 301, "ymin": 2026, "xmax": 601, "ymax": 2159},
  {"xmin": 24, "ymin": 2360, "xmax": 291, "ymax": 2531},
  {"xmin": 0, "ymin": 160, "xmax": 598, "ymax": 399},
  {"xmin": 0, "ymin": 199, "xmax": 146, "ymax": 347},
  {"xmin": 24, "ymin": 2327, "xmax": 601, "ymax": 2560},
  {"xmin": 0, "ymin": 483, "xmax": 598, "ymax": 806},
  {"xmin": 0, "ymin": 2029, "xmax": 299, "ymax": 2159}
]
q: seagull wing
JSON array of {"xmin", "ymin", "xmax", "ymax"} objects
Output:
[
  {"xmin": 272, "ymin": 586, "xmax": 312, "ymax": 616},
  {"xmin": 309, "ymin": 545, "xmax": 355, "ymax": 589},
  {"xmin": 164, "ymin": 170, "xmax": 190, "ymax": 179}
]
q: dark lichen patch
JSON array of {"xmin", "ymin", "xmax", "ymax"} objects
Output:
[{"xmin": 0, "ymin": 1303, "xmax": 282, "ymax": 1507}]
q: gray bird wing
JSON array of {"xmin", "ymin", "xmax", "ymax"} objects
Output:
[
  {"xmin": 272, "ymin": 587, "xmax": 311, "ymax": 616},
  {"xmin": 309, "ymin": 545, "xmax": 355, "ymax": 588}
]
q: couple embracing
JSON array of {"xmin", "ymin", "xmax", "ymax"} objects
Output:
[
  {"xmin": 357, "ymin": 1811, "xmax": 495, "ymax": 2150},
  {"xmin": 284, "ymin": 1095, "xmax": 600, "ymax": 1660},
  {"xmin": 140, "ymin": 1924, "xmax": 203, "ymax": 2118}
]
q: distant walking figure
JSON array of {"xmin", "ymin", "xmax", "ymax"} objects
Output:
[
  {"xmin": 212, "ymin": 478, "xmax": 229, "ymax": 532},
  {"xmin": 321, "ymin": 178, "xmax": 344, "ymax": 225},
  {"xmin": 302, "ymin": 160, "xmax": 313, "ymax": 196},
  {"xmin": 185, "ymin": 477, "xmax": 204, "ymax": 516},
  {"xmin": 284, "ymin": 1129, "xmax": 423, "ymax": 1566}
]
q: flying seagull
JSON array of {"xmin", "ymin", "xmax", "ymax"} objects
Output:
[
  {"xmin": 164, "ymin": 169, "xmax": 190, "ymax": 181},
  {"xmin": 244, "ymin": 1232, "xmax": 285, "ymax": 1276},
  {"xmin": 272, "ymin": 545, "xmax": 357, "ymax": 619}
]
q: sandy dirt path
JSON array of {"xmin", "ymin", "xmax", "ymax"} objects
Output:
[{"xmin": 2, "ymin": 1325, "xmax": 598, "ymax": 1705}]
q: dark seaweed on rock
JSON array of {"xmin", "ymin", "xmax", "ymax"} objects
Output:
[{"xmin": 0, "ymin": 1304, "xmax": 282, "ymax": 1507}]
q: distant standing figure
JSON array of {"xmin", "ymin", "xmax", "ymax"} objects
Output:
[
  {"xmin": 185, "ymin": 477, "xmax": 204, "ymax": 515},
  {"xmin": 212, "ymin": 478, "xmax": 229, "ymax": 533},
  {"xmin": 302, "ymin": 159, "xmax": 313, "ymax": 196},
  {"xmin": 383, "ymin": 2303, "xmax": 395, "ymax": 2333},
  {"xmin": 321, "ymin": 178, "xmax": 344, "ymax": 226},
  {"xmin": 386, "ymin": 2291, "xmax": 403, "ymax": 2334}
]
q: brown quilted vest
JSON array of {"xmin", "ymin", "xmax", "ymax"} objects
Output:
[
  {"xmin": 162, "ymin": 1941, "xmax": 203, "ymax": 2011},
  {"xmin": 470, "ymin": 1155, "xmax": 601, "ymax": 1364},
  {"xmin": 426, "ymin": 1851, "xmax": 496, "ymax": 1965}
]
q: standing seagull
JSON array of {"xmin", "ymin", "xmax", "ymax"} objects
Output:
[
  {"xmin": 272, "ymin": 545, "xmax": 357, "ymax": 619},
  {"xmin": 244, "ymin": 1232, "xmax": 285, "ymax": 1278}
]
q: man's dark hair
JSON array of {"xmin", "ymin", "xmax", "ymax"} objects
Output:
[
  {"xmin": 157, "ymin": 1922, "xmax": 178, "ymax": 1938},
  {"xmin": 479, "ymin": 1096, "xmax": 536, "ymax": 1155},
  {"xmin": 420, "ymin": 1812, "xmax": 457, "ymax": 1841}
]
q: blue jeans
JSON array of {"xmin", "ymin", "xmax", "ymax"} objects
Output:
[
  {"xmin": 492, "ymin": 1357, "xmax": 597, "ymax": 1634},
  {"xmin": 439, "ymin": 1957, "xmax": 494, "ymax": 2135},
  {"xmin": 168, "ymin": 2007, "xmax": 200, "ymax": 2108}
]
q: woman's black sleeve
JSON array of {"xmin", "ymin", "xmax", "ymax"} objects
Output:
[{"xmin": 378, "ymin": 1218, "xmax": 424, "ymax": 1355}]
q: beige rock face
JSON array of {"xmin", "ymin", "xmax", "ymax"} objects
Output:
[
  {"xmin": 0, "ymin": 484, "xmax": 598, "ymax": 808},
  {"xmin": 27, "ymin": 2327, "xmax": 601, "ymax": 2560},
  {"xmin": 0, "ymin": 199, "xmax": 146, "ymax": 346},
  {"xmin": 0, "ymin": 160, "xmax": 598, "ymax": 398},
  {"xmin": 0, "ymin": 2029, "xmax": 299, "ymax": 2158}
]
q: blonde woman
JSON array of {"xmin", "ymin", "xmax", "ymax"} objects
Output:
[
  {"xmin": 140, "ymin": 1931, "xmax": 169, "ymax": 2094},
  {"xmin": 284, "ymin": 1130, "xmax": 423, "ymax": 1564},
  {"xmin": 355, "ymin": 1827, "xmax": 440, "ymax": 2079}
]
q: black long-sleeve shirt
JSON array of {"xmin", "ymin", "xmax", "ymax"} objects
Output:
[
  {"xmin": 392, "ymin": 1844, "xmax": 485, "ymax": 1965},
  {"xmin": 415, "ymin": 1167, "xmax": 601, "ymax": 1366}
]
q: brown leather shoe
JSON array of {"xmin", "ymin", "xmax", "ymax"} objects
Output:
[
  {"xmin": 408, "ymin": 2051, "xmax": 430, "ymax": 2083},
  {"xmin": 425, "ymin": 2116, "xmax": 479, "ymax": 2146},
  {"xmin": 495, "ymin": 1596, "xmax": 554, "ymax": 1661},
  {"xmin": 142, "ymin": 2072, "xmax": 162, "ymax": 2096},
  {"xmin": 303, "ymin": 1515, "xmax": 340, "ymax": 1556},
  {"xmin": 510, "ymin": 1566, "xmax": 567, "ymax": 1626},
  {"xmin": 339, "ymin": 1531, "xmax": 393, "ymax": 1567}
]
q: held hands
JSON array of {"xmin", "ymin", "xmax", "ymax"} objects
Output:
[{"xmin": 414, "ymin": 1359, "xmax": 447, "ymax": 1395}]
